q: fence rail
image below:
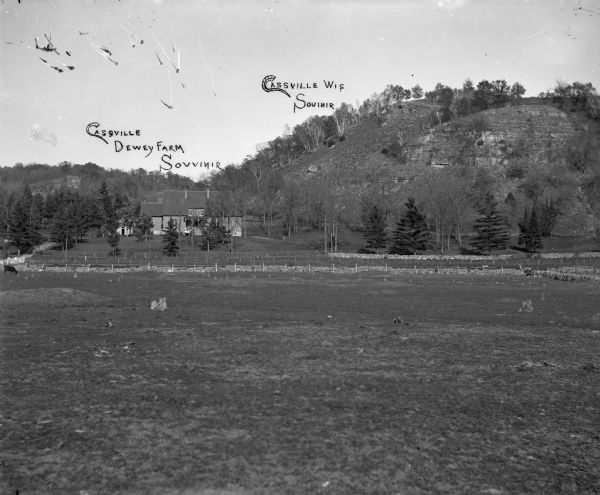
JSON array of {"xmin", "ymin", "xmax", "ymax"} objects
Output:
[
  {"xmin": 16, "ymin": 263, "xmax": 600, "ymax": 282},
  {"xmin": 18, "ymin": 249, "xmax": 600, "ymax": 276},
  {"xmin": 30, "ymin": 251, "xmax": 330, "ymax": 267}
]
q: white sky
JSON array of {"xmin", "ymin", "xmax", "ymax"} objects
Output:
[{"xmin": 1, "ymin": 0, "xmax": 599, "ymax": 180}]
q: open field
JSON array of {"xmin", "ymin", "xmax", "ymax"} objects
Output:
[{"xmin": 1, "ymin": 271, "xmax": 599, "ymax": 494}]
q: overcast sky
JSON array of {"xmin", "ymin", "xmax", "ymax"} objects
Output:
[{"xmin": 1, "ymin": 0, "xmax": 599, "ymax": 180}]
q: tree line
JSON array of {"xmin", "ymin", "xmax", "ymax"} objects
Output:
[
  {"xmin": 0, "ymin": 181, "xmax": 154, "ymax": 256},
  {"xmin": 0, "ymin": 162, "xmax": 204, "ymax": 199},
  {"xmin": 363, "ymin": 193, "xmax": 552, "ymax": 255},
  {"xmin": 1, "ymin": 180, "xmax": 234, "ymax": 257}
]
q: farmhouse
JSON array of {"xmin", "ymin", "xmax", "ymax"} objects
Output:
[{"xmin": 140, "ymin": 189, "xmax": 242, "ymax": 237}]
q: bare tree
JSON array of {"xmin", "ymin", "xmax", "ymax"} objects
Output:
[
  {"xmin": 332, "ymin": 103, "xmax": 356, "ymax": 138},
  {"xmin": 294, "ymin": 116, "xmax": 325, "ymax": 152}
]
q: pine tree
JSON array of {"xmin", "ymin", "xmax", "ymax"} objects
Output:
[
  {"xmin": 49, "ymin": 205, "xmax": 76, "ymax": 249},
  {"xmin": 519, "ymin": 206, "xmax": 543, "ymax": 253},
  {"xmin": 84, "ymin": 195, "xmax": 103, "ymax": 233},
  {"xmin": 389, "ymin": 198, "xmax": 430, "ymax": 255},
  {"xmin": 98, "ymin": 181, "xmax": 116, "ymax": 234},
  {"xmin": 30, "ymin": 192, "xmax": 45, "ymax": 230},
  {"xmin": 163, "ymin": 218, "xmax": 180, "ymax": 256},
  {"xmin": 469, "ymin": 193, "xmax": 509, "ymax": 255},
  {"xmin": 539, "ymin": 198, "xmax": 559, "ymax": 237},
  {"xmin": 6, "ymin": 187, "xmax": 42, "ymax": 254},
  {"xmin": 363, "ymin": 205, "xmax": 387, "ymax": 253},
  {"xmin": 200, "ymin": 218, "xmax": 228, "ymax": 251}
]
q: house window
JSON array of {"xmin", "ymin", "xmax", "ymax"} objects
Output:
[{"xmin": 188, "ymin": 208, "xmax": 204, "ymax": 216}]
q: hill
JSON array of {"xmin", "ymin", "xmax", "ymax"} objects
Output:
[
  {"xmin": 2, "ymin": 80, "xmax": 599, "ymax": 256},
  {"xmin": 278, "ymin": 95, "xmax": 597, "ymax": 243}
]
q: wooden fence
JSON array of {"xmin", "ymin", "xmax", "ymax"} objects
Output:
[{"xmin": 24, "ymin": 249, "xmax": 600, "ymax": 274}]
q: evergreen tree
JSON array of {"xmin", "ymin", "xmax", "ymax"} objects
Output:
[
  {"xmin": 519, "ymin": 206, "xmax": 543, "ymax": 253},
  {"xmin": 163, "ymin": 218, "xmax": 180, "ymax": 256},
  {"xmin": 469, "ymin": 193, "xmax": 509, "ymax": 255},
  {"xmin": 200, "ymin": 218, "xmax": 228, "ymax": 251},
  {"xmin": 30, "ymin": 192, "xmax": 45, "ymax": 230},
  {"xmin": 65, "ymin": 194, "xmax": 89, "ymax": 243},
  {"xmin": 539, "ymin": 198, "xmax": 559, "ymax": 237},
  {"xmin": 49, "ymin": 205, "xmax": 76, "ymax": 249},
  {"xmin": 43, "ymin": 190, "xmax": 61, "ymax": 222},
  {"xmin": 98, "ymin": 181, "xmax": 116, "ymax": 234},
  {"xmin": 0, "ymin": 192, "xmax": 9, "ymax": 237},
  {"xmin": 83, "ymin": 195, "xmax": 103, "ymax": 233},
  {"xmin": 363, "ymin": 205, "xmax": 387, "ymax": 253},
  {"xmin": 6, "ymin": 187, "xmax": 42, "ymax": 254},
  {"xmin": 113, "ymin": 192, "xmax": 128, "ymax": 211},
  {"xmin": 389, "ymin": 198, "xmax": 430, "ymax": 255}
]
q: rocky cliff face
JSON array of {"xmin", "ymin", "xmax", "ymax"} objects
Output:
[
  {"xmin": 407, "ymin": 104, "xmax": 577, "ymax": 170},
  {"xmin": 290, "ymin": 102, "xmax": 579, "ymax": 183}
]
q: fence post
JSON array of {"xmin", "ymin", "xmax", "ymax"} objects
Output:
[{"xmin": 215, "ymin": 262, "xmax": 218, "ymax": 273}]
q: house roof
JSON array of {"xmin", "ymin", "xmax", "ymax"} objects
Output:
[{"xmin": 141, "ymin": 190, "xmax": 220, "ymax": 216}]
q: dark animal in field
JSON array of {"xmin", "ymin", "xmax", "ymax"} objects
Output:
[
  {"xmin": 3, "ymin": 265, "xmax": 18, "ymax": 275},
  {"xmin": 519, "ymin": 264, "xmax": 535, "ymax": 276},
  {"xmin": 393, "ymin": 316, "xmax": 410, "ymax": 326}
]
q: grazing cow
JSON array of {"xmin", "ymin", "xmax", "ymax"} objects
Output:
[{"xmin": 3, "ymin": 265, "xmax": 18, "ymax": 275}]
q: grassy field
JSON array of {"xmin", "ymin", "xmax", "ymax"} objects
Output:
[{"xmin": 1, "ymin": 271, "xmax": 599, "ymax": 494}]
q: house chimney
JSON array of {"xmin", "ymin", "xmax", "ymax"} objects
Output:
[
  {"xmin": 184, "ymin": 189, "xmax": 188, "ymax": 199},
  {"xmin": 206, "ymin": 188, "xmax": 210, "ymax": 200}
]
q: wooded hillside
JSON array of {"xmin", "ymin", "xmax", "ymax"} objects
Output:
[{"xmin": 2, "ymin": 79, "xmax": 599, "ymax": 256}]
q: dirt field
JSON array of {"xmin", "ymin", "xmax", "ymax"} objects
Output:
[{"xmin": 1, "ymin": 271, "xmax": 599, "ymax": 494}]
